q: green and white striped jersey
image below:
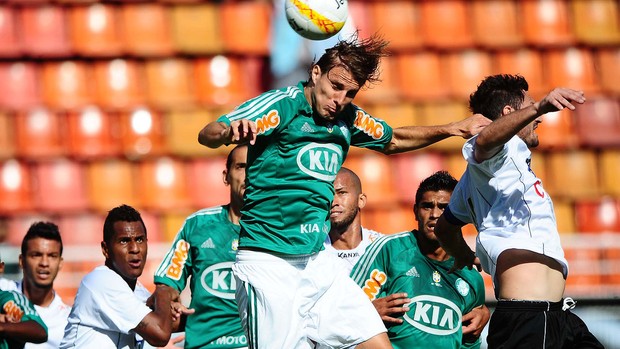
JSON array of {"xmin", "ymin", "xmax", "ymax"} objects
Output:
[{"xmin": 0, "ymin": 290, "xmax": 47, "ymax": 349}]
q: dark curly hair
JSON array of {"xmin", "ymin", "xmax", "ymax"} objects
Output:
[
  {"xmin": 414, "ymin": 171, "xmax": 458, "ymax": 207},
  {"xmin": 469, "ymin": 74, "xmax": 529, "ymax": 121},
  {"xmin": 103, "ymin": 204, "xmax": 146, "ymax": 245}
]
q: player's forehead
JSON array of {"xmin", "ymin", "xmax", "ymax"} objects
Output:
[
  {"xmin": 231, "ymin": 146, "xmax": 248, "ymax": 165},
  {"xmin": 25, "ymin": 237, "xmax": 61, "ymax": 253},
  {"xmin": 326, "ymin": 65, "xmax": 360, "ymax": 91},
  {"xmin": 418, "ymin": 190, "xmax": 452, "ymax": 203},
  {"xmin": 112, "ymin": 221, "xmax": 146, "ymax": 239}
]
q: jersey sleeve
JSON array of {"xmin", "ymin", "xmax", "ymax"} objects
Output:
[
  {"xmin": 349, "ymin": 235, "xmax": 392, "ymax": 301},
  {"xmin": 153, "ymin": 219, "xmax": 193, "ymax": 292},
  {"xmin": 2, "ymin": 291, "xmax": 48, "ymax": 332},
  {"xmin": 445, "ymin": 184, "xmax": 473, "ymax": 226},
  {"xmin": 462, "ymin": 135, "xmax": 514, "ymax": 176},
  {"xmin": 348, "ymin": 105, "xmax": 394, "ymax": 151}
]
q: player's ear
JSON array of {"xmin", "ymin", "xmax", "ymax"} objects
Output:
[
  {"xmin": 311, "ymin": 65, "xmax": 321, "ymax": 84},
  {"xmin": 413, "ymin": 204, "xmax": 420, "ymax": 222},
  {"xmin": 358, "ymin": 192, "xmax": 367, "ymax": 209},
  {"xmin": 502, "ymin": 105, "xmax": 515, "ymax": 116},
  {"xmin": 18, "ymin": 254, "xmax": 23, "ymax": 270},
  {"xmin": 101, "ymin": 241, "xmax": 109, "ymax": 260},
  {"xmin": 222, "ymin": 169, "xmax": 230, "ymax": 186}
]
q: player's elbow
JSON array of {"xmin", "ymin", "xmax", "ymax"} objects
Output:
[
  {"xmin": 144, "ymin": 330, "xmax": 172, "ymax": 347},
  {"xmin": 29, "ymin": 323, "xmax": 48, "ymax": 343}
]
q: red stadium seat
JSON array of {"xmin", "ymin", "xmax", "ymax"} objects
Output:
[
  {"xmin": 396, "ymin": 52, "xmax": 449, "ymax": 102},
  {"xmin": 5, "ymin": 214, "xmax": 54, "ymax": 247},
  {"xmin": 220, "ymin": 1, "xmax": 271, "ymax": 55},
  {"xmin": 41, "ymin": 61, "xmax": 94, "ymax": 110},
  {"xmin": 86, "ymin": 159, "xmax": 139, "ymax": 213},
  {"xmin": 536, "ymin": 108, "xmax": 579, "ymax": 150},
  {"xmin": 521, "ymin": 0, "xmax": 574, "ymax": 47},
  {"xmin": 187, "ymin": 157, "xmax": 230, "ymax": 209},
  {"xmin": 575, "ymin": 197, "xmax": 620, "ymax": 233},
  {"xmin": 445, "ymin": 50, "xmax": 493, "ymax": 100},
  {"xmin": 342, "ymin": 153, "xmax": 398, "ymax": 208},
  {"xmin": 57, "ymin": 214, "xmax": 105, "ymax": 246},
  {"xmin": 544, "ymin": 48, "xmax": 601, "ymax": 95},
  {"xmin": 545, "ymin": 150, "xmax": 599, "ymax": 199},
  {"xmin": 0, "ymin": 113, "xmax": 14, "ymax": 160},
  {"xmin": 145, "ymin": 59, "xmax": 196, "ymax": 110},
  {"xmin": 15, "ymin": 108, "xmax": 65, "ymax": 159},
  {"xmin": 420, "ymin": 0, "xmax": 474, "ymax": 49},
  {"xmin": 570, "ymin": 0, "xmax": 620, "ymax": 46},
  {"xmin": 119, "ymin": 107, "xmax": 166, "ymax": 159},
  {"xmin": 574, "ymin": 97, "xmax": 620, "ymax": 147},
  {"xmin": 599, "ymin": 150, "xmax": 620, "ymax": 196},
  {"xmin": 120, "ymin": 3, "xmax": 174, "ymax": 57},
  {"xmin": 493, "ymin": 49, "xmax": 548, "ymax": 99},
  {"xmin": 392, "ymin": 152, "xmax": 445, "ymax": 206},
  {"xmin": 66, "ymin": 106, "xmax": 121, "ymax": 159},
  {"xmin": 69, "ymin": 3, "xmax": 123, "ymax": 57},
  {"xmin": 170, "ymin": 3, "xmax": 222, "ymax": 54},
  {"xmin": 597, "ymin": 48, "xmax": 620, "ymax": 95},
  {"xmin": 471, "ymin": 0, "xmax": 523, "ymax": 48},
  {"xmin": 347, "ymin": 1, "xmax": 372, "ymax": 39},
  {"xmin": 93, "ymin": 59, "xmax": 146, "ymax": 110},
  {"xmin": 137, "ymin": 157, "xmax": 191, "ymax": 212},
  {"xmin": 368, "ymin": 1, "xmax": 422, "ymax": 51},
  {"xmin": 0, "ymin": 62, "xmax": 42, "ymax": 111},
  {"xmin": 19, "ymin": 5, "xmax": 72, "ymax": 57},
  {"xmin": 0, "ymin": 160, "xmax": 33, "ymax": 215},
  {"xmin": 0, "ymin": 6, "xmax": 20, "ymax": 57},
  {"xmin": 33, "ymin": 159, "xmax": 89, "ymax": 213}
]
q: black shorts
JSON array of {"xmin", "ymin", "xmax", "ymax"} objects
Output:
[{"xmin": 487, "ymin": 299, "xmax": 604, "ymax": 349}]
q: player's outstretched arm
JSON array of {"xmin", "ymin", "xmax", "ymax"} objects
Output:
[
  {"xmin": 0, "ymin": 320, "xmax": 47, "ymax": 344},
  {"xmin": 134, "ymin": 284, "xmax": 176, "ymax": 347},
  {"xmin": 382, "ymin": 114, "xmax": 490, "ymax": 154},
  {"xmin": 199, "ymin": 120, "xmax": 257, "ymax": 148}
]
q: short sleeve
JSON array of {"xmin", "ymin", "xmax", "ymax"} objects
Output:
[
  {"xmin": 348, "ymin": 105, "xmax": 394, "ymax": 151},
  {"xmin": 350, "ymin": 235, "xmax": 393, "ymax": 301},
  {"xmin": 154, "ymin": 220, "xmax": 193, "ymax": 292},
  {"xmin": 445, "ymin": 183, "xmax": 473, "ymax": 226},
  {"xmin": 462, "ymin": 135, "xmax": 515, "ymax": 176}
]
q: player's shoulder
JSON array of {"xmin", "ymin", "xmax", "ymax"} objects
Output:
[
  {"xmin": 185, "ymin": 205, "xmax": 228, "ymax": 224},
  {"xmin": 81, "ymin": 266, "xmax": 123, "ymax": 289},
  {"xmin": 361, "ymin": 227, "xmax": 384, "ymax": 243},
  {"xmin": 364, "ymin": 231, "xmax": 412, "ymax": 255},
  {"xmin": 0, "ymin": 277, "xmax": 19, "ymax": 292}
]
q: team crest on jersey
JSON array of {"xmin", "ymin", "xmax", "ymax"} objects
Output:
[
  {"xmin": 455, "ymin": 278, "xmax": 470, "ymax": 296},
  {"xmin": 403, "ymin": 295, "xmax": 462, "ymax": 335},
  {"xmin": 256, "ymin": 110, "xmax": 280, "ymax": 135},
  {"xmin": 166, "ymin": 240, "xmax": 190, "ymax": 281},
  {"xmin": 3, "ymin": 300, "xmax": 24, "ymax": 322},
  {"xmin": 231, "ymin": 239, "xmax": 239, "ymax": 251},
  {"xmin": 353, "ymin": 110, "xmax": 384, "ymax": 139},
  {"xmin": 296, "ymin": 142, "xmax": 342, "ymax": 181},
  {"xmin": 431, "ymin": 270, "xmax": 442, "ymax": 287}
]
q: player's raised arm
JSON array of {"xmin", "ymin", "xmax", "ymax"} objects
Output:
[{"xmin": 199, "ymin": 119, "xmax": 257, "ymax": 148}]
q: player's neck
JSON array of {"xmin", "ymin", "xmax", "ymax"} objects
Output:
[
  {"xmin": 414, "ymin": 230, "xmax": 449, "ymax": 262},
  {"xmin": 22, "ymin": 280, "xmax": 55, "ymax": 308},
  {"xmin": 329, "ymin": 222, "xmax": 363, "ymax": 250},
  {"xmin": 228, "ymin": 202, "xmax": 242, "ymax": 225}
]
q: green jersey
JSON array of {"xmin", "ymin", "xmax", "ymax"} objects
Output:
[
  {"xmin": 0, "ymin": 290, "xmax": 47, "ymax": 349},
  {"xmin": 217, "ymin": 82, "xmax": 393, "ymax": 255},
  {"xmin": 351, "ymin": 232, "xmax": 485, "ymax": 349},
  {"xmin": 154, "ymin": 206, "xmax": 246, "ymax": 349}
]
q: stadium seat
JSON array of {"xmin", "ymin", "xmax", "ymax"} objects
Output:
[
  {"xmin": 41, "ymin": 61, "xmax": 94, "ymax": 110},
  {"xmin": 347, "ymin": 1, "xmax": 372, "ymax": 39},
  {"xmin": 86, "ymin": 159, "xmax": 139, "ymax": 213},
  {"xmin": 93, "ymin": 59, "xmax": 146, "ymax": 110},
  {"xmin": 575, "ymin": 197, "xmax": 620, "ymax": 233},
  {"xmin": 603, "ymin": 247, "xmax": 620, "ymax": 287},
  {"xmin": 391, "ymin": 152, "xmax": 445, "ymax": 206},
  {"xmin": 0, "ymin": 113, "xmax": 14, "ymax": 160},
  {"xmin": 161, "ymin": 211, "xmax": 194, "ymax": 242},
  {"xmin": 120, "ymin": 3, "xmax": 174, "ymax": 57},
  {"xmin": 396, "ymin": 52, "xmax": 448, "ymax": 102},
  {"xmin": 363, "ymin": 102, "xmax": 418, "ymax": 129},
  {"xmin": 195, "ymin": 56, "xmax": 262, "ymax": 108},
  {"xmin": 220, "ymin": 1, "xmax": 271, "ymax": 55},
  {"xmin": 187, "ymin": 157, "xmax": 230, "ymax": 209},
  {"xmin": 137, "ymin": 158, "xmax": 191, "ymax": 212},
  {"xmin": 57, "ymin": 214, "xmax": 105, "ymax": 246},
  {"xmin": 0, "ymin": 62, "xmax": 41, "ymax": 111},
  {"xmin": 419, "ymin": 0, "xmax": 474, "ymax": 49},
  {"xmin": 119, "ymin": 107, "xmax": 165, "ymax": 159},
  {"xmin": 530, "ymin": 151, "xmax": 548, "ymax": 185},
  {"xmin": 417, "ymin": 101, "xmax": 470, "ymax": 151},
  {"xmin": 145, "ymin": 59, "xmax": 196, "ymax": 110},
  {"xmin": 553, "ymin": 199, "xmax": 577, "ymax": 234},
  {"xmin": 355, "ymin": 56, "xmax": 400, "ymax": 104},
  {"xmin": 545, "ymin": 150, "xmax": 599, "ymax": 199},
  {"xmin": 535, "ymin": 108, "xmax": 579, "ymax": 150},
  {"xmin": 493, "ymin": 49, "xmax": 549, "ymax": 99},
  {"xmin": 19, "ymin": 5, "xmax": 72, "ymax": 57},
  {"xmin": 15, "ymin": 108, "xmax": 65, "ymax": 159},
  {"xmin": 5, "ymin": 214, "xmax": 54, "ymax": 247},
  {"xmin": 0, "ymin": 6, "xmax": 20, "ymax": 57},
  {"xmin": 369, "ymin": 1, "xmax": 422, "ymax": 51},
  {"xmin": 33, "ymin": 159, "xmax": 88, "ymax": 213},
  {"xmin": 597, "ymin": 48, "xmax": 620, "ymax": 95},
  {"xmin": 521, "ymin": 0, "xmax": 575, "ymax": 47},
  {"xmin": 363, "ymin": 204, "xmax": 413, "ymax": 235},
  {"xmin": 445, "ymin": 152, "xmax": 467, "ymax": 181},
  {"xmin": 0, "ymin": 159, "xmax": 33, "ymax": 215},
  {"xmin": 599, "ymin": 150, "xmax": 620, "ymax": 196},
  {"xmin": 445, "ymin": 50, "xmax": 493, "ymax": 100},
  {"xmin": 570, "ymin": 0, "xmax": 620, "ymax": 46},
  {"xmin": 165, "ymin": 109, "xmax": 220, "ymax": 157},
  {"xmin": 544, "ymin": 48, "xmax": 601, "ymax": 95},
  {"xmin": 564, "ymin": 247, "xmax": 603, "ymax": 288},
  {"xmin": 471, "ymin": 0, "xmax": 523, "ymax": 48},
  {"xmin": 342, "ymin": 153, "xmax": 398, "ymax": 208},
  {"xmin": 574, "ymin": 97, "xmax": 620, "ymax": 147},
  {"xmin": 170, "ymin": 3, "xmax": 222, "ymax": 54},
  {"xmin": 66, "ymin": 106, "xmax": 120, "ymax": 159},
  {"xmin": 69, "ymin": 3, "xmax": 123, "ymax": 57}
]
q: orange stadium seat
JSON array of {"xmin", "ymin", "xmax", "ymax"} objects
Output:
[
  {"xmin": 493, "ymin": 49, "xmax": 549, "ymax": 99},
  {"xmin": 553, "ymin": 199, "xmax": 577, "ymax": 234},
  {"xmin": 165, "ymin": 109, "xmax": 220, "ymax": 157},
  {"xmin": 15, "ymin": 108, "xmax": 65, "ymax": 159},
  {"xmin": 599, "ymin": 150, "xmax": 620, "ymax": 196},
  {"xmin": 363, "ymin": 204, "xmax": 413, "ymax": 235},
  {"xmin": 445, "ymin": 50, "xmax": 493, "ymax": 101},
  {"xmin": 574, "ymin": 97, "xmax": 620, "ymax": 147},
  {"xmin": 535, "ymin": 108, "xmax": 579, "ymax": 150},
  {"xmin": 0, "ymin": 62, "xmax": 41, "ymax": 111},
  {"xmin": 66, "ymin": 107, "xmax": 121, "ymax": 159},
  {"xmin": 138, "ymin": 209, "xmax": 163, "ymax": 243},
  {"xmin": 445, "ymin": 152, "xmax": 467, "ymax": 180},
  {"xmin": 363, "ymin": 102, "xmax": 418, "ymax": 129},
  {"xmin": 161, "ymin": 211, "xmax": 194, "ymax": 242},
  {"xmin": 545, "ymin": 150, "xmax": 599, "ymax": 199},
  {"xmin": 93, "ymin": 59, "xmax": 146, "ymax": 110},
  {"xmin": 392, "ymin": 152, "xmax": 445, "ymax": 206},
  {"xmin": 396, "ymin": 52, "xmax": 448, "ymax": 102},
  {"xmin": 342, "ymin": 153, "xmax": 398, "ymax": 208},
  {"xmin": 471, "ymin": 0, "xmax": 523, "ymax": 48},
  {"xmin": 120, "ymin": 3, "xmax": 174, "ymax": 57},
  {"xmin": 33, "ymin": 159, "xmax": 88, "ymax": 213},
  {"xmin": 170, "ymin": 3, "xmax": 223, "ymax": 54},
  {"xmin": 544, "ymin": 48, "xmax": 601, "ymax": 95},
  {"xmin": 119, "ymin": 107, "xmax": 165, "ymax": 159},
  {"xmin": 355, "ymin": 56, "xmax": 400, "ymax": 105},
  {"xmin": 419, "ymin": 0, "xmax": 474, "ymax": 49},
  {"xmin": 0, "ymin": 6, "xmax": 20, "ymax": 57},
  {"xmin": 603, "ymin": 247, "xmax": 620, "ymax": 288},
  {"xmin": 18, "ymin": 5, "xmax": 72, "ymax": 57},
  {"xmin": 187, "ymin": 157, "xmax": 230, "ymax": 209},
  {"xmin": 575, "ymin": 197, "xmax": 620, "ymax": 233},
  {"xmin": 597, "ymin": 48, "xmax": 620, "ymax": 95},
  {"xmin": 57, "ymin": 214, "xmax": 105, "ymax": 246},
  {"xmin": 564, "ymin": 247, "xmax": 603, "ymax": 288},
  {"xmin": 41, "ymin": 61, "xmax": 94, "ymax": 110},
  {"xmin": 417, "ymin": 101, "xmax": 470, "ymax": 152},
  {"xmin": 0, "ymin": 113, "xmax": 14, "ymax": 159},
  {"xmin": 521, "ymin": 0, "xmax": 574, "ymax": 47},
  {"xmin": 570, "ymin": 0, "xmax": 620, "ymax": 46},
  {"xmin": 194, "ymin": 56, "xmax": 253, "ymax": 108},
  {"xmin": 0, "ymin": 160, "xmax": 33, "ymax": 215},
  {"xmin": 5, "ymin": 214, "xmax": 54, "ymax": 247},
  {"xmin": 137, "ymin": 157, "xmax": 191, "ymax": 212},
  {"xmin": 86, "ymin": 159, "xmax": 139, "ymax": 213},
  {"xmin": 369, "ymin": 1, "xmax": 422, "ymax": 51},
  {"xmin": 69, "ymin": 3, "xmax": 123, "ymax": 57},
  {"xmin": 220, "ymin": 1, "xmax": 271, "ymax": 55},
  {"xmin": 530, "ymin": 151, "xmax": 548, "ymax": 186},
  {"xmin": 145, "ymin": 59, "xmax": 196, "ymax": 110}
]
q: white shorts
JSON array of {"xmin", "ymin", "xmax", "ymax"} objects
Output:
[{"xmin": 232, "ymin": 249, "xmax": 386, "ymax": 349}]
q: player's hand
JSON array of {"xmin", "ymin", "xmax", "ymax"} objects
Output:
[
  {"xmin": 372, "ymin": 293, "xmax": 411, "ymax": 325},
  {"xmin": 224, "ymin": 119, "xmax": 257, "ymax": 145},
  {"xmin": 0, "ymin": 313, "xmax": 17, "ymax": 323},
  {"xmin": 449, "ymin": 247, "xmax": 482, "ymax": 273},
  {"xmin": 170, "ymin": 302, "xmax": 195, "ymax": 322},
  {"xmin": 462, "ymin": 305, "xmax": 490, "ymax": 340},
  {"xmin": 157, "ymin": 333, "xmax": 185, "ymax": 348},
  {"xmin": 536, "ymin": 88, "xmax": 586, "ymax": 115},
  {"xmin": 453, "ymin": 114, "xmax": 491, "ymax": 139}
]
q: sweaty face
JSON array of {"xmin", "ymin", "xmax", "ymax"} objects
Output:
[
  {"xmin": 516, "ymin": 92, "xmax": 541, "ymax": 148},
  {"xmin": 224, "ymin": 146, "xmax": 248, "ymax": 207},
  {"xmin": 311, "ymin": 65, "xmax": 361, "ymax": 121},
  {"xmin": 20, "ymin": 238, "xmax": 63, "ymax": 289},
  {"xmin": 414, "ymin": 190, "xmax": 452, "ymax": 241},
  {"xmin": 103, "ymin": 221, "xmax": 147, "ymax": 283}
]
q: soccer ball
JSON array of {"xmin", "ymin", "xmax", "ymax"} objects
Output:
[{"xmin": 285, "ymin": 0, "xmax": 348, "ymax": 40}]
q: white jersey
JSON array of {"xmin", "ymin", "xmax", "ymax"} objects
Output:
[
  {"xmin": 0, "ymin": 278, "xmax": 71, "ymax": 349},
  {"xmin": 446, "ymin": 136, "xmax": 568, "ymax": 284},
  {"xmin": 60, "ymin": 266, "xmax": 152, "ymax": 349},
  {"xmin": 324, "ymin": 227, "xmax": 383, "ymax": 274}
]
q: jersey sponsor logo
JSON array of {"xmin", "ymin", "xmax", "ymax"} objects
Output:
[
  {"xmin": 300, "ymin": 223, "xmax": 320, "ymax": 234},
  {"xmin": 200, "ymin": 262, "xmax": 236, "ymax": 299},
  {"xmin": 210, "ymin": 335, "xmax": 247, "ymax": 346},
  {"xmin": 337, "ymin": 251, "xmax": 360, "ymax": 259},
  {"xmin": 361, "ymin": 269, "xmax": 387, "ymax": 300},
  {"xmin": 301, "ymin": 122, "xmax": 315, "ymax": 133},
  {"xmin": 201, "ymin": 238, "xmax": 216, "ymax": 249},
  {"xmin": 403, "ymin": 295, "xmax": 463, "ymax": 336},
  {"xmin": 166, "ymin": 240, "xmax": 190, "ymax": 281},
  {"xmin": 296, "ymin": 143, "xmax": 342, "ymax": 181},
  {"xmin": 3, "ymin": 300, "xmax": 24, "ymax": 321},
  {"xmin": 406, "ymin": 266, "xmax": 420, "ymax": 278},
  {"xmin": 256, "ymin": 110, "xmax": 280, "ymax": 135},
  {"xmin": 353, "ymin": 110, "xmax": 384, "ymax": 139},
  {"xmin": 455, "ymin": 278, "xmax": 470, "ymax": 296}
]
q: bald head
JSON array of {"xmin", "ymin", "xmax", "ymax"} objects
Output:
[{"xmin": 335, "ymin": 167, "xmax": 362, "ymax": 195}]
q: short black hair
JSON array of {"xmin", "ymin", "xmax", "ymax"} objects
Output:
[
  {"xmin": 414, "ymin": 171, "xmax": 458, "ymax": 206},
  {"xmin": 469, "ymin": 74, "xmax": 529, "ymax": 121},
  {"xmin": 103, "ymin": 204, "xmax": 146, "ymax": 245},
  {"xmin": 226, "ymin": 145, "xmax": 247, "ymax": 172},
  {"xmin": 21, "ymin": 222, "xmax": 63, "ymax": 256}
]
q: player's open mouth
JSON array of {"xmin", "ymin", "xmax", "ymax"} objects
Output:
[
  {"xmin": 36, "ymin": 270, "xmax": 50, "ymax": 279},
  {"xmin": 128, "ymin": 260, "xmax": 142, "ymax": 268}
]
